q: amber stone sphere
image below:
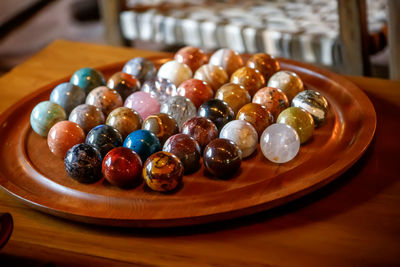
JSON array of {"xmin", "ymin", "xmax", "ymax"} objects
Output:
[
  {"xmin": 230, "ymin": 67, "xmax": 265, "ymax": 97},
  {"xmin": 142, "ymin": 113, "xmax": 179, "ymax": 145},
  {"xmin": 107, "ymin": 71, "xmax": 141, "ymax": 101},
  {"xmin": 143, "ymin": 151, "xmax": 184, "ymax": 192},
  {"xmin": 215, "ymin": 83, "xmax": 251, "ymax": 116},
  {"xmin": 236, "ymin": 103, "xmax": 274, "ymax": 137},
  {"xmin": 174, "ymin": 46, "xmax": 208, "ymax": 72},
  {"xmin": 246, "ymin": 53, "xmax": 280, "ymax": 81},
  {"xmin": 252, "ymin": 87, "xmax": 289, "ymax": 120}
]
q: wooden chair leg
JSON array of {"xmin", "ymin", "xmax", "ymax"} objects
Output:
[
  {"xmin": 97, "ymin": 0, "xmax": 128, "ymax": 46},
  {"xmin": 387, "ymin": 0, "xmax": 400, "ymax": 81}
]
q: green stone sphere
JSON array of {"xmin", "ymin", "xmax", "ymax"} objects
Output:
[{"xmin": 277, "ymin": 107, "xmax": 314, "ymax": 144}]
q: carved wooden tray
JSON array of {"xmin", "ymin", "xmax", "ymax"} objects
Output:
[{"xmin": 0, "ymin": 57, "xmax": 376, "ymax": 227}]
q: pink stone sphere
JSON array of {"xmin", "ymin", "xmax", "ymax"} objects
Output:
[{"xmin": 124, "ymin": 91, "xmax": 160, "ymax": 121}]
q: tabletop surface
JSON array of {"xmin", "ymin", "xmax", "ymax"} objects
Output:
[{"xmin": 0, "ymin": 40, "xmax": 399, "ymax": 266}]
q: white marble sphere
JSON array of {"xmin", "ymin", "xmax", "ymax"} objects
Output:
[
  {"xmin": 219, "ymin": 120, "xmax": 258, "ymax": 158},
  {"xmin": 157, "ymin": 60, "xmax": 193, "ymax": 87},
  {"xmin": 260, "ymin": 123, "xmax": 300, "ymax": 163}
]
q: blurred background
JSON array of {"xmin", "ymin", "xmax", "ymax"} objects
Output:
[{"xmin": 0, "ymin": 0, "xmax": 395, "ymax": 78}]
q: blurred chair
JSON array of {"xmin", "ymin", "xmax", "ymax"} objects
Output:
[{"xmin": 98, "ymin": 0, "xmax": 399, "ymax": 79}]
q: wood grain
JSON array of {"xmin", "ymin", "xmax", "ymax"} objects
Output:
[{"xmin": 0, "ymin": 40, "xmax": 399, "ymax": 265}]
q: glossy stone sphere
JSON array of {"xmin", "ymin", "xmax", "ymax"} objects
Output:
[
  {"xmin": 174, "ymin": 46, "xmax": 208, "ymax": 72},
  {"xmin": 230, "ymin": 66, "xmax": 265, "ymax": 97},
  {"xmin": 50, "ymin": 82, "xmax": 85, "ymax": 115},
  {"xmin": 252, "ymin": 87, "xmax": 289, "ymax": 120},
  {"xmin": 30, "ymin": 101, "xmax": 67, "ymax": 137},
  {"xmin": 181, "ymin": 117, "xmax": 218, "ymax": 151},
  {"xmin": 64, "ymin": 143, "xmax": 102, "ymax": 183},
  {"xmin": 85, "ymin": 86, "xmax": 123, "ymax": 116},
  {"xmin": 260, "ymin": 123, "xmax": 300, "ymax": 163},
  {"xmin": 219, "ymin": 120, "xmax": 258, "ymax": 158},
  {"xmin": 203, "ymin": 138, "xmax": 242, "ymax": 178},
  {"xmin": 47, "ymin": 121, "xmax": 85, "ymax": 158},
  {"xmin": 193, "ymin": 64, "xmax": 228, "ymax": 92},
  {"xmin": 209, "ymin": 48, "xmax": 244, "ymax": 76},
  {"xmin": 236, "ymin": 103, "xmax": 274, "ymax": 137},
  {"xmin": 214, "ymin": 83, "xmax": 251, "ymax": 115},
  {"xmin": 102, "ymin": 147, "xmax": 142, "ymax": 188},
  {"xmin": 122, "ymin": 57, "xmax": 156, "ymax": 84},
  {"xmin": 105, "ymin": 107, "xmax": 142, "ymax": 139},
  {"xmin": 143, "ymin": 151, "xmax": 184, "ymax": 192},
  {"xmin": 69, "ymin": 104, "xmax": 105, "ymax": 133},
  {"xmin": 107, "ymin": 71, "xmax": 141, "ymax": 101},
  {"xmin": 124, "ymin": 91, "xmax": 160, "ymax": 121},
  {"xmin": 246, "ymin": 53, "xmax": 280, "ymax": 81},
  {"xmin": 267, "ymin": 70, "xmax": 304, "ymax": 102},
  {"xmin": 276, "ymin": 107, "xmax": 314, "ymax": 144},
  {"xmin": 157, "ymin": 60, "xmax": 192, "ymax": 87},
  {"xmin": 141, "ymin": 77, "xmax": 177, "ymax": 104},
  {"xmin": 123, "ymin": 129, "xmax": 161, "ymax": 162},
  {"xmin": 177, "ymin": 78, "xmax": 214, "ymax": 109},
  {"xmin": 198, "ymin": 99, "xmax": 234, "ymax": 131},
  {"xmin": 160, "ymin": 96, "xmax": 197, "ymax": 130},
  {"xmin": 142, "ymin": 113, "xmax": 179, "ymax": 144},
  {"xmin": 70, "ymin": 67, "xmax": 106, "ymax": 95},
  {"xmin": 291, "ymin": 90, "xmax": 329, "ymax": 127},
  {"xmin": 163, "ymin": 133, "xmax": 201, "ymax": 174},
  {"xmin": 85, "ymin": 124, "xmax": 123, "ymax": 158}
]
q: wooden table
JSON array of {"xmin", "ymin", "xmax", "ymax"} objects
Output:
[{"xmin": 0, "ymin": 40, "xmax": 399, "ymax": 266}]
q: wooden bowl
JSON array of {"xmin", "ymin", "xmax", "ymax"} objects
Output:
[{"xmin": 0, "ymin": 56, "xmax": 376, "ymax": 227}]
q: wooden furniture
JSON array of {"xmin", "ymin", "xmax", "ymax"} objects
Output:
[{"xmin": 0, "ymin": 40, "xmax": 399, "ymax": 265}]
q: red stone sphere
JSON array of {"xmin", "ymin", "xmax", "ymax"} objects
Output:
[
  {"xmin": 177, "ymin": 78, "xmax": 214, "ymax": 109},
  {"xmin": 102, "ymin": 147, "xmax": 142, "ymax": 188},
  {"xmin": 174, "ymin": 46, "xmax": 208, "ymax": 72}
]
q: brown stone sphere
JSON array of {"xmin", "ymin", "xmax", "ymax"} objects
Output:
[
  {"xmin": 174, "ymin": 46, "xmax": 208, "ymax": 72},
  {"xmin": 246, "ymin": 53, "xmax": 280, "ymax": 81},
  {"xmin": 230, "ymin": 66, "xmax": 265, "ymax": 97}
]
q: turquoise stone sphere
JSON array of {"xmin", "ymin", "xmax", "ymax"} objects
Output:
[{"xmin": 70, "ymin": 67, "xmax": 106, "ymax": 95}]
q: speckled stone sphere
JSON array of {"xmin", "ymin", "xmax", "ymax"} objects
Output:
[
  {"xmin": 143, "ymin": 151, "xmax": 184, "ymax": 192},
  {"xmin": 122, "ymin": 57, "xmax": 156, "ymax": 84},
  {"xmin": 246, "ymin": 53, "xmax": 280, "ymax": 81},
  {"xmin": 197, "ymin": 99, "xmax": 234, "ymax": 131},
  {"xmin": 215, "ymin": 83, "xmax": 251, "ymax": 115},
  {"xmin": 177, "ymin": 78, "xmax": 214, "ymax": 108},
  {"xmin": 236, "ymin": 103, "xmax": 274, "ymax": 137},
  {"xmin": 276, "ymin": 107, "xmax": 314, "ymax": 144},
  {"xmin": 64, "ymin": 143, "xmax": 102, "ymax": 183},
  {"xmin": 260, "ymin": 123, "xmax": 300, "ymax": 163},
  {"xmin": 50, "ymin": 82, "xmax": 85, "ymax": 115},
  {"xmin": 47, "ymin": 121, "xmax": 85, "ymax": 158},
  {"xmin": 69, "ymin": 104, "xmax": 105, "ymax": 133},
  {"xmin": 107, "ymin": 71, "xmax": 141, "ymax": 100},
  {"xmin": 124, "ymin": 91, "xmax": 161, "ymax": 121},
  {"xmin": 230, "ymin": 66, "xmax": 265, "ymax": 96},
  {"xmin": 267, "ymin": 70, "xmax": 304, "ymax": 102},
  {"xmin": 291, "ymin": 90, "xmax": 329, "ymax": 127},
  {"xmin": 252, "ymin": 87, "xmax": 289, "ymax": 120},
  {"xmin": 174, "ymin": 46, "xmax": 208, "ymax": 72},
  {"xmin": 163, "ymin": 133, "xmax": 201, "ymax": 174},
  {"xmin": 141, "ymin": 77, "xmax": 177, "ymax": 104},
  {"xmin": 220, "ymin": 120, "xmax": 258, "ymax": 158},
  {"xmin": 85, "ymin": 124, "xmax": 123, "ymax": 158},
  {"xmin": 160, "ymin": 96, "xmax": 197, "ymax": 130},
  {"xmin": 85, "ymin": 86, "xmax": 123, "ymax": 116},
  {"xmin": 106, "ymin": 107, "xmax": 142, "ymax": 139},
  {"xmin": 30, "ymin": 101, "xmax": 67, "ymax": 137},
  {"xmin": 157, "ymin": 60, "xmax": 192, "ymax": 87},
  {"xmin": 181, "ymin": 117, "xmax": 219, "ymax": 151},
  {"xmin": 203, "ymin": 138, "xmax": 242, "ymax": 178},
  {"xmin": 70, "ymin": 67, "xmax": 106, "ymax": 95},
  {"xmin": 102, "ymin": 147, "xmax": 142, "ymax": 188},
  {"xmin": 209, "ymin": 48, "xmax": 244, "ymax": 76},
  {"xmin": 193, "ymin": 64, "xmax": 229, "ymax": 92},
  {"xmin": 142, "ymin": 113, "xmax": 179, "ymax": 144}
]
